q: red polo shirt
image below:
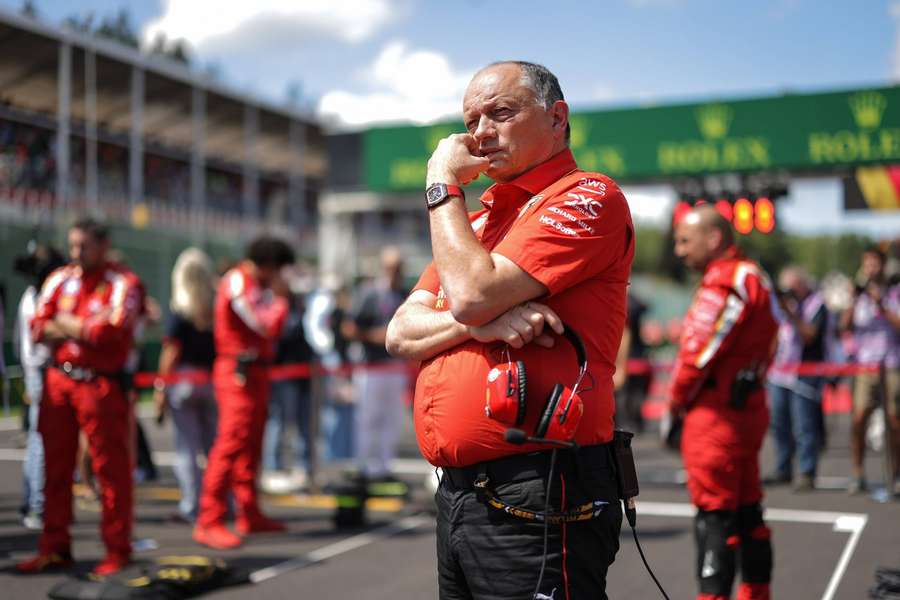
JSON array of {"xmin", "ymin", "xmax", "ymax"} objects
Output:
[{"xmin": 413, "ymin": 149, "xmax": 634, "ymax": 467}]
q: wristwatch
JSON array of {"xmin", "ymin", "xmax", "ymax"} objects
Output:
[{"xmin": 425, "ymin": 183, "xmax": 464, "ymax": 209}]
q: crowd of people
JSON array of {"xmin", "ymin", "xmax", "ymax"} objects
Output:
[
  {"xmin": 0, "ymin": 59, "xmax": 897, "ymax": 600},
  {"xmin": 4, "ymin": 218, "xmax": 412, "ymax": 574}
]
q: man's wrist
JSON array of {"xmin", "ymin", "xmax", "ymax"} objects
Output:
[
  {"xmin": 426, "ymin": 169, "xmax": 461, "ymax": 187},
  {"xmin": 425, "ymin": 183, "xmax": 465, "ymax": 210}
]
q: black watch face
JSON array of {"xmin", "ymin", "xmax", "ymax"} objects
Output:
[{"xmin": 426, "ymin": 185, "xmax": 445, "ymax": 206}]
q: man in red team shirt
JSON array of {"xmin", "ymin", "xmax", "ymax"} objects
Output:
[
  {"xmin": 670, "ymin": 205, "xmax": 778, "ymax": 600},
  {"xmin": 386, "ymin": 61, "xmax": 633, "ymax": 599},
  {"xmin": 193, "ymin": 236, "xmax": 294, "ymax": 550},
  {"xmin": 17, "ymin": 218, "xmax": 144, "ymax": 577}
]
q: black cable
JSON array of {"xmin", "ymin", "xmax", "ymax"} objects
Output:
[
  {"xmin": 629, "ymin": 517, "xmax": 670, "ymax": 600},
  {"xmin": 531, "ymin": 449, "xmax": 558, "ymax": 600}
]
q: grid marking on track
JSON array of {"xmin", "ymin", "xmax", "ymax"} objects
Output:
[{"xmin": 635, "ymin": 501, "xmax": 868, "ymax": 600}]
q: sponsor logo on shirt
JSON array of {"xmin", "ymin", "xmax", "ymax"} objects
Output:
[
  {"xmin": 547, "ymin": 205, "xmax": 596, "ymax": 234},
  {"xmin": 564, "ymin": 192, "xmax": 604, "ymax": 217},
  {"xmin": 539, "ymin": 214, "xmax": 579, "ymax": 237},
  {"xmin": 517, "ymin": 194, "xmax": 543, "ymax": 219}
]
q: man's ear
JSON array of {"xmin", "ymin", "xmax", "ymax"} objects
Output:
[
  {"xmin": 551, "ymin": 100, "xmax": 569, "ymax": 138},
  {"xmin": 707, "ymin": 227, "xmax": 723, "ymax": 252}
]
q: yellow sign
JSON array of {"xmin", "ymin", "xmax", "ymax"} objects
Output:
[
  {"xmin": 695, "ymin": 104, "xmax": 733, "ymax": 140},
  {"xmin": 849, "ymin": 92, "xmax": 886, "ymax": 130},
  {"xmin": 809, "ymin": 92, "xmax": 898, "ymax": 164},
  {"xmin": 657, "ymin": 138, "xmax": 770, "ymax": 173},
  {"xmin": 131, "ymin": 202, "xmax": 150, "ymax": 229}
]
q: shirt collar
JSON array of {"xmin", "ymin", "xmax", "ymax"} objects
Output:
[{"xmin": 480, "ymin": 148, "xmax": 578, "ymax": 209}]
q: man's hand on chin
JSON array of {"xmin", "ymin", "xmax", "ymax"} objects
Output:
[{"xmin": 427, "ymin": 134, "xmax": 490, "ymax": 187}]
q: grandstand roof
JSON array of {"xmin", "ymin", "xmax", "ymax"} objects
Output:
[{"xmin": 0, "ymin": 7, "xmax": 325, "ymax": 178}]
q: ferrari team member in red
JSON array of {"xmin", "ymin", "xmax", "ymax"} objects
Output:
[
  {"xmin": 17, "ymin": 218, "xmax": 144, "ymax": 577},
  {"xmin": 193, "ymin": 236, "xmax": 294, "ymax": 550},
  {"xmin": 670, "ymin": 205, "xmax": 779, "ymax": 600}
]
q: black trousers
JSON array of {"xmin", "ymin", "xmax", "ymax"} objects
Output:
[{"xmin": 436, "ymin": 446, "xmax": 622, "ymax": 600}]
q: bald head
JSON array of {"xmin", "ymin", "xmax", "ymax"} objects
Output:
[{"xmin": 674, "ymin": 204, "xmax": 735, "ymax": 271}]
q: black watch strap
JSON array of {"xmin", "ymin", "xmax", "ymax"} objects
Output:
[{"xmin": 425, "ymin": 183, "xmax": 464, "ymax": 209}]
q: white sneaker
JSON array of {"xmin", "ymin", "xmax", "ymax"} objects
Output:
[
  {"xmin": 260, "ymin": 471, "xmax": 294, "ymax": 495},
  {"xmin": 22, "ymin": 513, "xmax": 43, "ymax": 530}
]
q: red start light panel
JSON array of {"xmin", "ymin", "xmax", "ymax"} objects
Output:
[{"xmin": 673, "ymin": 197, "xmax": 776, "ymax": 234}]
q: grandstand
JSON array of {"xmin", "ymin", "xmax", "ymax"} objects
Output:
[{"xmin": 0, "ymin": 7, "xmax": 325, "ymax": 327}]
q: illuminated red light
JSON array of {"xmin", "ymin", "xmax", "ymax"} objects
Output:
[
  {"xmin": 754, "ymin": 197, "xmax": 775, "ymax": 234},
  {"xmin": 733, "ymin": 197, "xmax": 754, "ymax": 234}
]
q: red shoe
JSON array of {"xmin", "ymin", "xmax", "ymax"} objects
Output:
[
  {"xmin": 16, "ymin": 551, "xmax": 74, "ymax": 574},
  {"xmin": 737, "ymin": 583, "xmax": 771, "ymax": 600},
  {"xmin": 236, "ymin": 515, "xmax": 287, "ymax": 535},
  {"xmin": 90, "ymin": 553, "xmax": 130, "ymax": 578},
  {"xmin": 193, "ymin": 524, "xmax": 242, "ymax": 549}
]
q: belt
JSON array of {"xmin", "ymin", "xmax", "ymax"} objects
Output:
[
  {"xmin": 54, "ymin": 362, "xmax": 116, "ymax": 382},
  {"xmin": 442, "ymin": 442, "xmax": 614, "ymax": 491}
]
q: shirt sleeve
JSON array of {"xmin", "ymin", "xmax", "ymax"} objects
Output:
[
  {"xmin": 226, "ymin": 269, "xmax": 288, "ymax": 339},
  {"xmin": 31, "ymin": 267, "xmax": 68, "ymax": 343},
  {"xmin": 163, "ymin": 313, "xmax": 185, "ymax": 346},
  {"xmin": 413, "ymin": 262, "xmax": 440, "ymax": 295},
  {"xmin": 82, "ymin": 271, "xmax": 143, "ymax": 347},
  {"xmin": 492, "ymin": 176, "xmax": 633, "ymax": 295}
]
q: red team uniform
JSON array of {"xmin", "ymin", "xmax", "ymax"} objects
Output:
[
  {"xmin": 670, "ymin": 246, "xmax": 778, "ymax": 600},
  {"xmin": 196, "ymin": 263, "xmax": 288, "ymax": 539},
  {"xmin": 26, "ymin": 261, "xmax": 144, "ymax": 573}
]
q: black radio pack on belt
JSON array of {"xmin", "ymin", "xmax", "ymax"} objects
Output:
[
  {"xmin": 730, "ymin": 367, "xmax": 762, "ymax": 410},
  {"xmin": 611, "ymin": 430, "xmax": 639, "ymax": 509}
]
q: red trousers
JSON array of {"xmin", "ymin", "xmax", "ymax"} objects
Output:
[
  {"xmin": 681, "ymin": 403, "xmax": 768, "ymax": 511},
  {"xmin": 39, "ymin": 368, "xmax": 133, "ymax": 557},
  {"xmin": 197, "ymin": 361, "xmax": 270, "ymax": 528}
]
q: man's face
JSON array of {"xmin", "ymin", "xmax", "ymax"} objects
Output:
[
  {"xmin": 462, "ymin": 64, "xmax": 561, "ymax": 183},
  {"xmin": 861, "ymin": 251, "xmax": 884, "ymax": 281},
  {"xmin": 68, "ymin": 228, "xmax": 106, "ymax": 271},
  {"xmin": 673, "ymin": 219, "xmax": 711, "ymax": 272}
]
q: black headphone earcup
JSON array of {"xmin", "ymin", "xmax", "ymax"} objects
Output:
[
  {"xmin": 535, "ymin": 383, "xmax": 564, "ymax": 438},
  {"xmin": 514, "ymin": 360, "xmax": 527, "ymax": 426}
]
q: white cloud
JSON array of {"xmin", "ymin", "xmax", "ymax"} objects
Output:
[
  {"xmin": 142, "ymin": 0, "xmax": 398, "ymax": 49},
  {"xmin": 317, "ymin": 41, "xmax": 474, "ymax": 128}
]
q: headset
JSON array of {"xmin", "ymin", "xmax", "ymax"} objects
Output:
[
  {"xmin": 484, "ymin": 324, "xmax": 588, "ymax": 444},
  {"xmin": 482, "ymin": 323, "xmax": 671, "ymax": 600}
]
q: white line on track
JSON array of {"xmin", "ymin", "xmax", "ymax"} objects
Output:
[
  {"xmin": 635, "ymin": 501, "xmax": 868, "ymax": 600},
  {"xmin": 248, "ymin": 514, "xmax": 430, "ymax": 584}
]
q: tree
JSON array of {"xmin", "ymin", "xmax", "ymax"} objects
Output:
[
  {"xmin": 20, "ymin": 0, "xmax": 37, "ymax": 18},
  {"xmin": 94, "ymin": 8, "xmax": 139, "ymax": 49}
]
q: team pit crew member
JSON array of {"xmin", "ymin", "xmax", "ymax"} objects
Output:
[
  {"xmin": 670, "ymin": 204, "xmax": 779, "ymax": 600},
  {"xmin": 193, "ymin": 236, "xmax": 295, "ymax": 550},
  {"xmin": 17, "ymin": 218, "xmax": 144, "ymax": 577},
  {"xmin": 386, "ymin": 61, "xmax": 634, "ymax": 600}
]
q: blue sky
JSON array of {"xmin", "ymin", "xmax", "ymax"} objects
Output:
[{"xmin": 3, "ymin": 0, "xmax": 900, "ymax": 235}]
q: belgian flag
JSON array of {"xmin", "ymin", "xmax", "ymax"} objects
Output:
[{"xmin": 844, "ymin": 165, "xmax": 900, "ymax": 210}]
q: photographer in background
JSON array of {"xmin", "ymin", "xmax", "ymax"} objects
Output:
[
  {"xmin": 839, "ymin": 246, "xmax": 900, "ymax": 495},
  {"xmin": 766, "ymin": 266, "xmax": 828, "ymax": 492},
  {"xmin": 12, "ymin": 242, "xmax": 66, "ymax": 530}
]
